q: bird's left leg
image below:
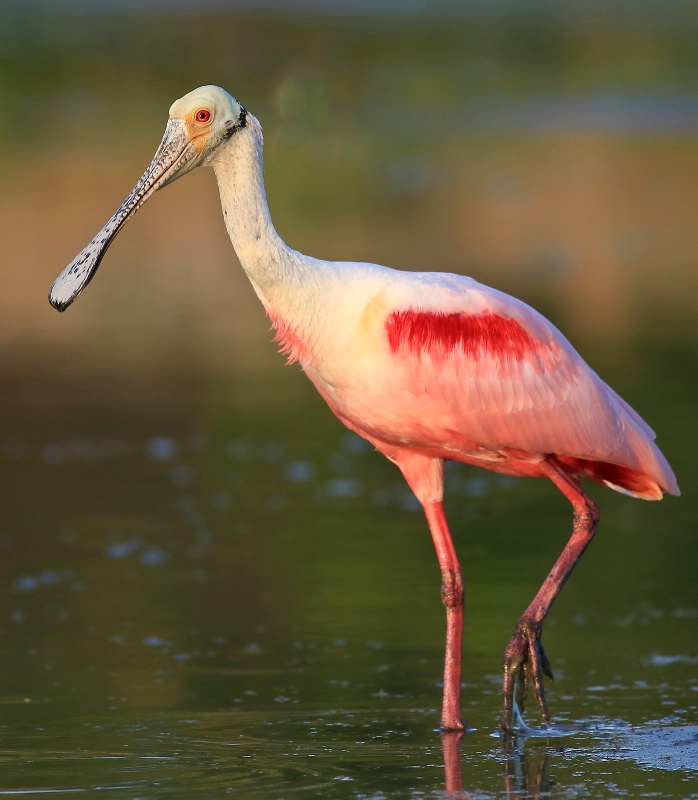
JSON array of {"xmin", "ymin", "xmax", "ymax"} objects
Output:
[{"xmin": 502, "ymin": 457, "xmax": 599, "ymax": 732}]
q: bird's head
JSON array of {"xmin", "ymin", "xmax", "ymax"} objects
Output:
[
  {"xmin": 166, "ymin": 85, "xmax": 248, "ymax": 179},
  {"xmin": 49, "ymin": 85, "xmax": 247, "ymax": 311}
]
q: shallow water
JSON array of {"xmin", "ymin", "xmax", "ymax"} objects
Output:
[{"xmin": 0, "ymin": 361, "xmax": 695, "ymax": 798}]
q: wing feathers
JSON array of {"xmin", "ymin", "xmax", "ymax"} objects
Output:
[{"xmin": 378, "ymin": 275, "xmax": 677, "ymax": 496}]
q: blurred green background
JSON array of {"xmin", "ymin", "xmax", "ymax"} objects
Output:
[
  {"xmin": 0, "ymin": 2, "xmax": 695, "ymax": 796},
  {"xmin": 1, "ymin": 0, "xmax": 697, "ymax": 373}
]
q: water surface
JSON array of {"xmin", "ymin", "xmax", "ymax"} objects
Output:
[{"xmin": 0, "ymin": 363, "xmax": 694, "ymax": 798}]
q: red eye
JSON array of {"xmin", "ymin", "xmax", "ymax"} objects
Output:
[{"xmin": 195, "ymin": 108, "xmax": 212, "ymax": 124}]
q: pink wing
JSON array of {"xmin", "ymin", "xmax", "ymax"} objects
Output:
[{"xmin": 382, "ymin": 273, "xmax": 678, "ymax": 499}]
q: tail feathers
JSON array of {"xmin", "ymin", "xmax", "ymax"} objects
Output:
[
  {"xmin": 557, "ymin": 456, "xmax": 677, "ymax": 500},
  {"xmin": 558, "ymin": 428, "xmax": 679, "ymax": 501},
  {"xmin": 585, "ymin": 390, "xmax": 680, "ymax": 500},
  {"xmin": 619, "ymin": 411, "xmax": 680, "ymax": 498}
]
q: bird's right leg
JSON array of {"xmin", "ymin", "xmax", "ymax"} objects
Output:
[
  {"xmin": 393, "ymin": 452, "xmax": 465, "ymax": 732},
  {"xmin": 424, "ymin": 499, "xmax": 466, "ymax": 732}
]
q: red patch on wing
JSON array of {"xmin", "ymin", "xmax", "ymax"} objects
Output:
[{"xmin": 386, "ymin": 309, "xmax": 546, "ymax": 362}]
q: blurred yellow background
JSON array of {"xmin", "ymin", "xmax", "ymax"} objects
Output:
[{"xmin": 1, "ymin": 2, "xmax": 696, "ymax": 378}]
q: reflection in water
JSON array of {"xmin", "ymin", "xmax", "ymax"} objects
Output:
[
  {"xmin": 441, "ymin": 730, "xmax": 465, "ymax": 795},
  {"xmin": 502, "ymin": 740, "xmax": 552, "ymax": 800}
]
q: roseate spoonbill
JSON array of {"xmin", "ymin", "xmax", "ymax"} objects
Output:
[{"xmin": 49, "ymin": 85, "xmax": 679, "ymax": 733}]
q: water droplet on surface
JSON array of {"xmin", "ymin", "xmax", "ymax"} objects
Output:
[
  {"xmin": 58, "ymin": 528, "xmax": 79, "ymax": 545},
  {"xmin": 42, "ymin": 443, "xmax": 65, "ymax": 465},
  {"xmin": 139, "ymin": 547, "xmax": 169, "ymax": 567},
  {"xmin": 143, "ymin": 636, "xmax": 171, "ymax": 648},
  {"xmin": 285, "ymin": 459, "xmax": 315, "ymax": 482},
  {"xmin": 226, "ymin": 439, "xmax": 251, "ymax": 461},
  {"xmin": 170, "ymin": 465, "xmax": 193, "ymax": 487},
  {"xmin": 326, "ymin": 477, "xmax": 360, "ymax": 498},
  {"xmin": 104, "ymin": 539, "xmax": 142, "ymax": 560},
  {"xmin": 261, "ymin": 442, "xmax": 285, "ymax": 463},
  {"xmin": 14, "ymin": 575, "xmax": 39, "ymax": 593},
  {"xmin": 147, "ymin": 436, "xmax": 177, "ymax": 461},
  {"xmin": 465, "ymin": 477, "xmax": 488, "ymax": 497},
  {"xmin": 342, "ymin": 432, "xmax": 370, "ymax": 454},
  {"xmin": 399, "ymin": 491, "xmax": 420, "ymax": 512},
  {"xmin": 211, "ymin": 491, "xmax": 231, "ymax": 510}
]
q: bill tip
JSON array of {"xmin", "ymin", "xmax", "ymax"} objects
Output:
[{"xmin": 48, "ymin": 292, "xmax": 70, "ymax": 312}]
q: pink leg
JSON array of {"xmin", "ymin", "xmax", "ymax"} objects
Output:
[
  {"xmin": 502, "ymin": 457, "xmax": 599, "ymax": 731},
  {"xmin": 383, "ymin": 450, "xmax": 464, "ymax": 731},
  {"xmin": 424, "ymin": 500, "xmax": 465, "ymax": 732}
]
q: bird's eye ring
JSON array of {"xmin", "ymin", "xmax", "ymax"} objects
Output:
[{"xmin": 195, "ymin": 108, "xmax": 212, "ymax": 124}]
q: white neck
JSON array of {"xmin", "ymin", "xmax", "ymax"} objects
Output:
[{"xmin": 208, "ymin": 113, "xmax": 306, "ymax": 310}]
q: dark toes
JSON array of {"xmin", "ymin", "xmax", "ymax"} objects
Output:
[{"xmin": 502, "ymin": 619, "xmax": 553, "ymax": 728}]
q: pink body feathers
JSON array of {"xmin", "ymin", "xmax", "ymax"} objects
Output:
[
  {"xmin": 49, "ymin": 85, "xmax": 679, "ymax": 733},
  {"xmin": 264, "ymin": 265, "xmax": 676, "ymax": 504}
]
